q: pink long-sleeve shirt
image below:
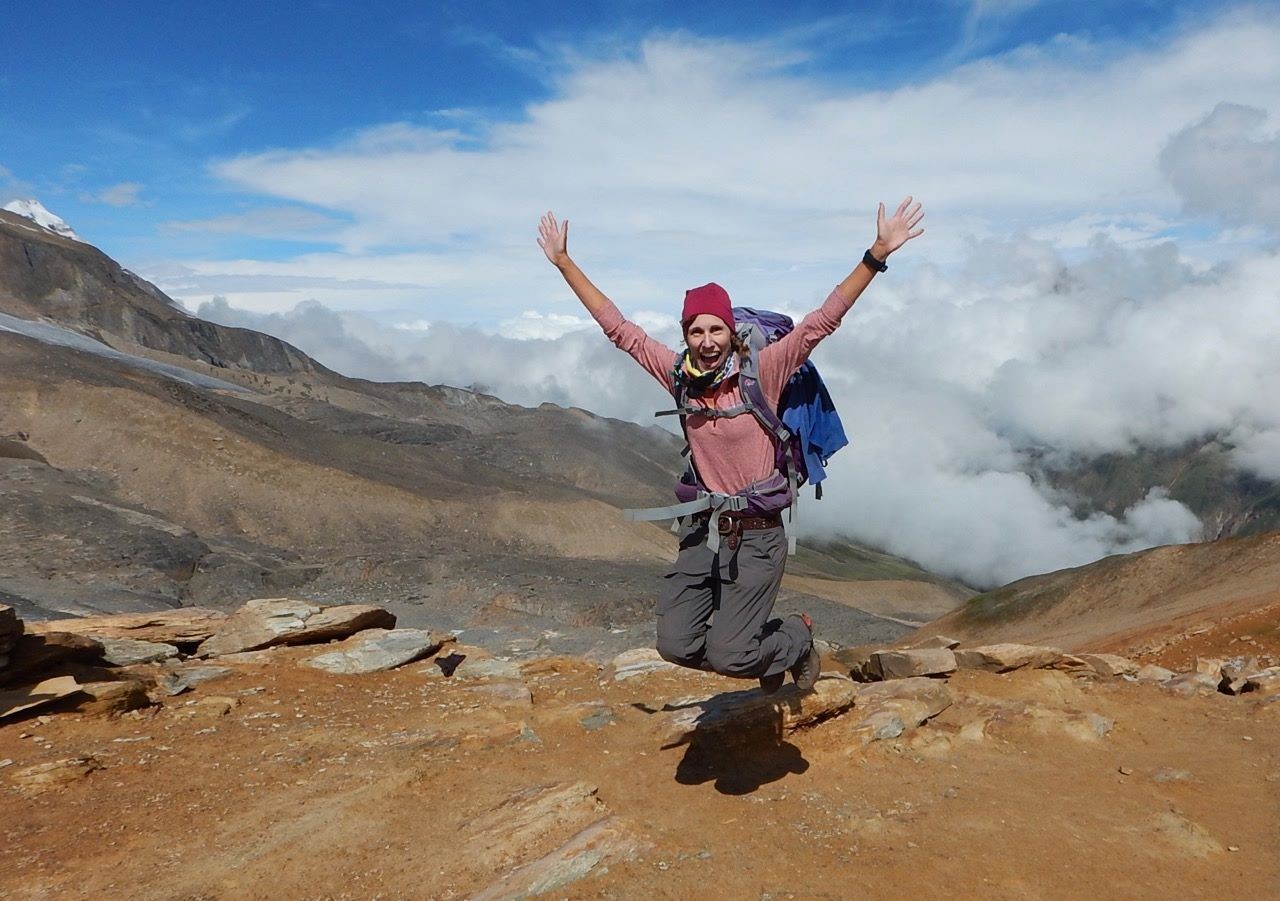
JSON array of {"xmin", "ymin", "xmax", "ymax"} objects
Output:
[{"xmin": 592, "ymin": 289, "xmax": 854, "ymax": 495}]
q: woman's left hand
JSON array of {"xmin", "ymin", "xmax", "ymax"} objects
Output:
[{"xmin": 873, "ymin": 196, "xmax": 924, "ymax": 258}]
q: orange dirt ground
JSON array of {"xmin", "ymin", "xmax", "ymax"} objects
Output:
[{"xmin": 2, "ymin": 644, "xmax": 1278, "ymax": 899}]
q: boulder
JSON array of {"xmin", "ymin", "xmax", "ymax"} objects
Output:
[
  {"xmin": 196, "ymin": 599, "xmax": 395, "ymax": 657},
  {"xmin": 97, "ymin": 637, "xmax": 179, "ymax": 666},
  {"xmin": 302, "ymin": 628, "xmax": 453, "ymax": 675},
  {"xmin": 2, "ymin": 632, "xmax": 104, "ymax": 687},
  {"xmin": 0, "ymin": 675, "xmax": 82, "ymax": 722},
  {"xmin": 953, "ymin": 643, "xmax": 1065, "ymax": 673},
  {"xmin": 1078, "ymin": 653, "xmax": 1140, "ymax": 679},
  {"xmin": 27, "ymin": 608, "xmax": 227, "ymax": 646},
  {"xmin": 658, "ymin": 674, "xmax": 859, "ymax": 747},
  {"xmin": 865, "ymin": 648, "xmax": 956, "ymax": 681},
  {"xmin": 608, "ymin": 647, "xmax": 680, "ymax": 681}
]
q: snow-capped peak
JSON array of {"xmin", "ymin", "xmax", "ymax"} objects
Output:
[{"xmin": 2, "ymin": 198, "xmax": 82, "ymax": 242}]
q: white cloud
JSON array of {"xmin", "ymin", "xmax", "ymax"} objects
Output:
[
  {"xmin": 85, "ymin": 182, "xmax": 144, "ymax": 207},
  {"xmin": 1161, "ymin": 101, "xmax": 1280, "ymax": 230},
  {"xmin": 142, "ymin": 9, "xmax": 1280, "ymax": 327},
  {"xmin": 163, "ymin": 206, "xmax": 340, "ymax": 238}
]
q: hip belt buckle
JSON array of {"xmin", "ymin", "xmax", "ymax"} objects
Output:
[{"xmin": 717, "ymin": 514, "xmax": 743, "ymax": 552}]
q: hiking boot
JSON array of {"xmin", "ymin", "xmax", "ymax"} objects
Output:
[
  {"xmin": 789, "ymin": 613, "xmax": 822, "ymax": 691},
  {"xmin": 759, "ymin": 670, "xmax": 785, "ymax": 694}
]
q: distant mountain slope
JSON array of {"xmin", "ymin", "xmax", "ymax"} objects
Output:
[
  {"xmin": 1042, "ymin": 439, "xmax": 1280, "ymax": 540},
  {"xmin": 911, "ymin": 530, "xmax": 1280, "ymax": 651},
  {"xmin": 0, "ymin": 207, "xmax": 961, "ymax": 646}
]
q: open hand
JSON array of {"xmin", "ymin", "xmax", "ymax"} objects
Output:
[
  {"xmin": 537, "ymin": 212, "xmax": 569, "ymax": 266},
  {"xmin": 875, "ymin": 197, "xmax": 924, "ymax": 257}
]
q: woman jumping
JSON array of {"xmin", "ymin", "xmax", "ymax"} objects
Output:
[{"xmin": 537, "ymin": 199, "xmax": 923, "ymax": 692}]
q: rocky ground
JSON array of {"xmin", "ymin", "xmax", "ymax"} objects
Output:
[{"xmin": 2, "ymin": 601, "xmax": 1278, "ymax": 899}]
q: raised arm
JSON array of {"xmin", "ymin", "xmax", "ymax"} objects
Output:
[
  {"xmin": 760, "ymin": 197, "xmax": 925, "ymax": 396},
  {"xmin": 537, "ymin": 212, "xmax": 614, "ymax": 316},
  {"xmin": 537, "ymin": 211, "xmax": 678, "ymax": 390},
  {"xmin": 833, "ymin": 196, "xmax": 925, "ymax": 305}
]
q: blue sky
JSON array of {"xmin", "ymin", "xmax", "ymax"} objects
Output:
[
  {"xmin": 4, "ymin": 1, "xmax": 1280, "ymax": 585},
  {"xmin": 0, "ymin": 0, "xmax": 1251, "ymax": 275}
]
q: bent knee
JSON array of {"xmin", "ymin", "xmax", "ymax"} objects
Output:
[
  {"xmin": 656, "ymin": 634, "xmax": 704, "ymax": 669},
  {"xmin": 705, "ymin": 642, "xmax": 764, "ymax": 678}
]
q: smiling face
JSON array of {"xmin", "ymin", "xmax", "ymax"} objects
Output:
[{"xmin": 683, "ymin": 313, "xmax": 733, "ymax": 372}]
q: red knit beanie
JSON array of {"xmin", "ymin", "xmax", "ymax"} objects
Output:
[{"xmin": 681, "ymin": 282, "xmax": 734, "ymax": 330}]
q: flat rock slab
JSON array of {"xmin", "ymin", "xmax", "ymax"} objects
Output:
[
  {"xmin": 1243, "ymin": 666, "xmax": 1280, "ymax": 694},
  {"xmin": 856, "ymin": 677, "xmax": 954, "ymax": 720},
  {"xmin": 0, "ymin": 675, "xmax": 81, "ymax": 722},
  {"xmin": 157, "ymin": 665, "xmax": 234, "ymax": 697},
  {"xmin": 1136, "ymin": 664, "xmax": 1176, "ymax": 684},
  {"xmin": 302, "ymin": 628, "xmax": 453, "ymax": 675},
  {"xmin": 866, "ymin": 648, "xmax": 956, "ymax": 680},
  {"xmin": 10, "ymin": 756, "xmax": 100, "ymax": 795},
  {"xmin": 97, "ymin": 637, "xmax": 179, "ymax": 666},
  {"xmin": 1162, "ymin": 671, "xmax": 1222, "ymax": 698},
  {"xmin": 464, "ymin": 781, "xmax": 646, "ymax": 901},
  {"xmin": 196, "ymin": 599, "xmax": 395, "ymax": 657},
  {"xmin": 953, "ymin": 644, "xmax": 1066, "ymax": 673},
  {"xmin": 472, "ymin": 815, "xmax": 646, "ymax": 900},
  {"xmin": 451, "ymin": 658, "xmax": 524, "ymax": 681},
  {"xmin": 2, "ymin": 632, "xmax": 105, "ymax": 687},
  {"xmin": 658, "ymin": 674, "xmax": 859, "ymax": 747},
  {"xmin": 609, "ymin": 648, "xmax": 680, "ymax": 681},
  {"xmin": 60, "ymin": 680, "xmax": 151, "ymax": 717},
  {"xmin": 1078, "ymin": 653, "xmax": 1140, "ymax": 679},
  {"xmin": 842, "ymin": 678, "xmax": 954, "ymax": 748},
  {"xmin": 27, "ymin": 608, "xmax": 227, "ymax": 645}
]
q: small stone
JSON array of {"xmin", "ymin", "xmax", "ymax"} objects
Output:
[
  {"xmin": 1228, "ymin": 846, "xmax": 1240, "ymax": 852},
  {"xmin": 943, "ymin": 786, "xmax": 960, "ymax": 799},
  {"xmin": 1135, "ymin": 664, "xmax": 1176, "ymax": 684},
  {"xmin": 579, "ymin": 708, "xmax": 615, "ymax": 732},
  {"xmin": 157, "ymin": 666, "xmax": 233, "ymax": 697},
  {"xmin": 1119, "ymin": 766, "xmax": 1133, "ymax": 776}
]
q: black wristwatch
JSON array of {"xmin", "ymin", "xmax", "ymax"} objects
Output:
[{"xmin": 862, "ymin": 249, "xmax": 888, "ymax": 273}]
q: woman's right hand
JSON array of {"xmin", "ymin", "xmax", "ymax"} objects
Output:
[{"xmin": 537, "ymin": 212, "xmax": 569, "ymax": 267}]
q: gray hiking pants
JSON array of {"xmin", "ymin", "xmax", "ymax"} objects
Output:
[{"xmin": 655, "ymin": 519, "xmax": 810, "ymax": 679}]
